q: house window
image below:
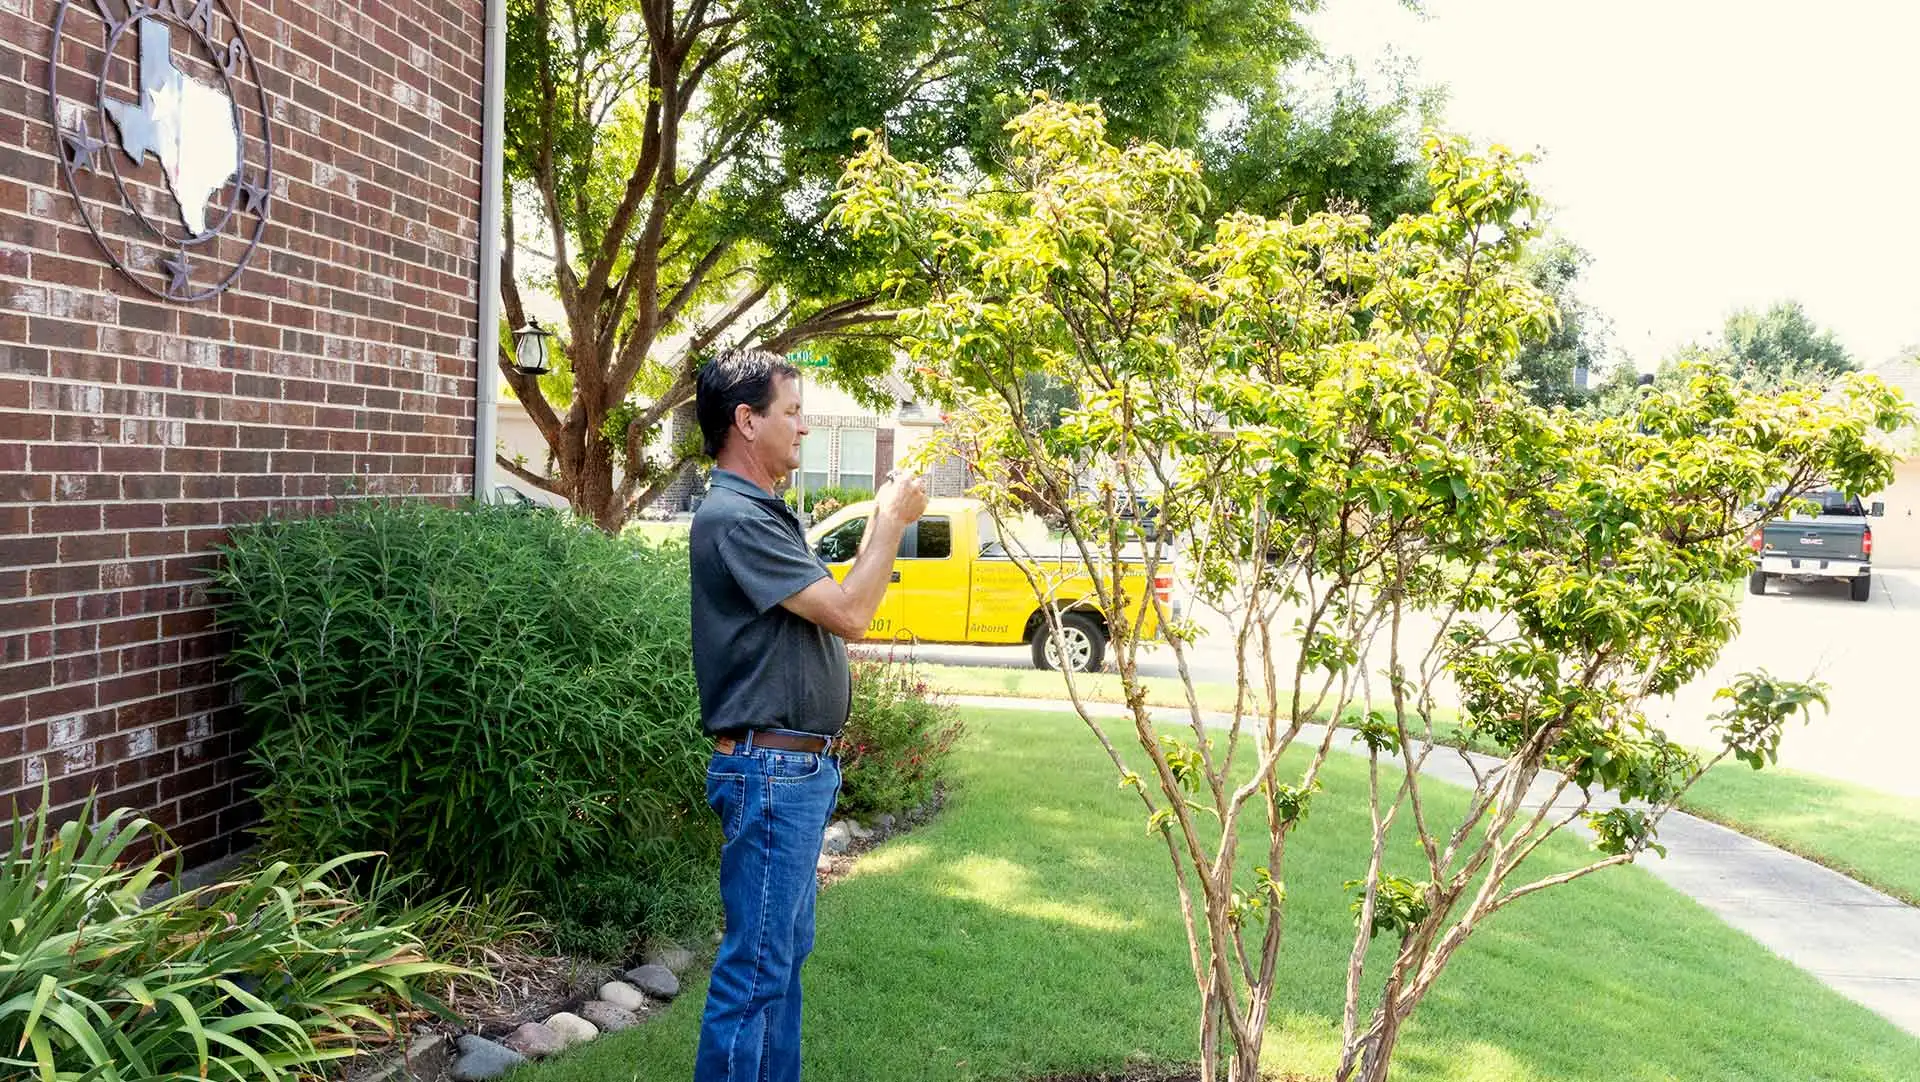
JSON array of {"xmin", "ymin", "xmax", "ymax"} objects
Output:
[
  {"xmin": 838, "ymin": 428, "xmax": 876, "ymax": 493},
  {"xmin": 801, "ymin": 430, "xmax": 831, "ymax": 494}
]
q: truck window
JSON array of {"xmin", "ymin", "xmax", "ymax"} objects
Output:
[
  {"xmin": 902, "ymin": 517, "xmax": 951, "ymax": 559},
  {"xmin": 1810, "ymin": 491, "xmax": 1865, "ymax": 516},
  {"xmin": 815, "ymin": 517, "xmax": 867, "ymax": 563}
]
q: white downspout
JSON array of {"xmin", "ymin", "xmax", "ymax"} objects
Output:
[{"xmin": 472, "ymin": 0, "xmax": 507, "ymax": 501}]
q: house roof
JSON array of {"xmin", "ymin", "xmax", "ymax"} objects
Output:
[
  {"xmin": 1867, "ymin": 356, "xmax": 1920, "ymax": 459},
  {"xmin": 1868, "ymin": 355, "xmax": 1920, "ymax": 402}
]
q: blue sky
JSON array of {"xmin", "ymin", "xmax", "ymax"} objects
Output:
[{"xmin": 1309, "ymin": 0, "xmax": 1920, "ymax": 370}]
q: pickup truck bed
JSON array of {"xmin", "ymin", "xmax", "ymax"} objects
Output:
[{"xmin": 1749, "ymin": 490, "xmax": 1882, "ymax": 601}]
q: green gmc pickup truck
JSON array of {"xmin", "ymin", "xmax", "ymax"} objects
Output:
[{"xmin": 1747, "ymin": 489, "xmax": 1887, "ymax": 601}]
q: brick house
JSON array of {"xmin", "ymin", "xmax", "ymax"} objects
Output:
[{"xmin": 2, "ymin": 0, "xmax": 503, "ymax": 866}]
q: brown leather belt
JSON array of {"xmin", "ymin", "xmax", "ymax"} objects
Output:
[{"xmin": 715, "ymin": 731, "xmax": 829, "ymax": 755}]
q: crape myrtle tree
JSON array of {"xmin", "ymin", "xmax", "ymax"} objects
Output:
[
  {"xmin": 831, "ymin": 99, "xmax": 1910, "ymax": 1081},
  {"xmin": 496, "ymin": 0, "xmax": 1430, "ymax": 528}
]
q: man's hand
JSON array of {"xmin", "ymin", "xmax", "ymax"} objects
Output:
[
  {"xmin": 877, "ymin": 471, "xmax": 929, "ymax": 525},
  {"xmin": 781, "ymin": 472, "xmax": 924, "ymax": 639}
]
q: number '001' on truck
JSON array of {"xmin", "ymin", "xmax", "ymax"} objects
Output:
[{"xmin": 805, "ymin": 497, "xmax": 1177, "ymax": 672}]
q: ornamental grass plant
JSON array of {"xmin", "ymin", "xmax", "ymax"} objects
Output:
[
  {"xmin": 0, "ymin": 796, "xmax": 458, "ymax": 1081},
  {"xmin": 213, "ymin": 501, "xmax": 717, "ymax": 948}
]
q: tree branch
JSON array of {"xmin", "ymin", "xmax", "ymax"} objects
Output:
[
  {"xmin": 626, "ymin": 450, "xmax": 701, "ymax": 514},
  {"xmin": 659, "ymin": 237, "xmax": 738, "ymax": 332},
  {"xmin": 581, "ymin": 11, "xmax": 673, "ymax": 307},
  {"xmin": 760, "ymin": 296, "xmax": 894, "ymax": 353},
  {"xmin": 496, "ymin": 454, "xmax": 566, "ymax": 497}
]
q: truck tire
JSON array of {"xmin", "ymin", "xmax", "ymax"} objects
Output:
[
  {"xmin": 1032, "ymin": 611, "xmax": 1106, "ymax": 673},
  {"xmin": 1851, "ymin": 575, "xmax": 1872, "ymax": 602},
  {"xmin": 1747, "ymin": 571, "xmax": 1767, "ymax": 596}
]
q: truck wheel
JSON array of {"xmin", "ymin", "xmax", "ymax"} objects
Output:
[
  {"xmin": 1747, "ymin": 571, "xmax": 1767, "ymax": 596},
  {"xmin": 1850, "ymin": 575, "xmax": 1872, "ymax": 602},
  {"xmin": 1032, "ymin": 612, "xmax": 1106, "ymax": 673}
]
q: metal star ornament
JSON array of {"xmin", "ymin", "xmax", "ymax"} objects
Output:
[
  {"xmin": 60, "ymin": 127, "xmax": 106, "ymax": 173},
  {"xmin": 160, "ymin": 252, "xmax": 192, "ymax": 295},
  {"xmin": 239, "ymin": 177, "xmax": 269, "ymax": 215}
]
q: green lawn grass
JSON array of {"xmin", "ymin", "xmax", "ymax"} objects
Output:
[
  {"xmin": 519, "ymin": 708, "xmax": 1918, "ymax": 1082},
  {"xmin": 1680, "ymin": 764, "xmax": 1920, "ymax": 906},
  {"xmin": 919, "ymin": 663, "xmax": 1920, "ymax": 906},
  {"xmin": 908, "ymin": 660, "xmax": 1250, "ymax": 713},
  {"xmin": 624, "ymin": 521, "xmax": 692, "ymax": 544}
]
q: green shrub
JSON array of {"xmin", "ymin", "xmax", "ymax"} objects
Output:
[
  {"xmin": 838, "ymin": 660, "xmax": 966, "ymax": 817},
  {"xmin": 0, "ymin": 795, "xmax": 459, "ymax": 1080},
  {"xmin": 213, "ymin": 501, "xmax": 717, "ymax": 945},
  {"xmin": 783, "ymin": 484, "xmax": 875, "ymax": 515}
]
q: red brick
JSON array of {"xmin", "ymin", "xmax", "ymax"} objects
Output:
[
  {"xmin": 28, "ymin": 318, "xmax": 95, "ymax": 350},
  {"xmin": 29, "ymin": 444, "xmax": 100, "ymax": 471},
  {"xmin": 30, "ymin": 504, "xmax": 100, "ymax": 533},
  {"xmin": 98, "ymin": 617, "xmax": 159, "ymax": 649},
  {"xmin": 98, "ymin": 671, "xmax": 161, "ymax": 707},
  {"xmin": 0, "ymin": 660, "xmax": 50, "ymax": 697},
  {"xmin": 57, "ymin": 534, "xmax": 127, "ymax": 562},
  {"xmin": 120, "ymin": 475, "xmax": 183, "ymax": 501},
  {"xmin": 101, "ymin": 447, "xmax": 165, "ymax": 472},
  {"xmin": 28, "ymin": 564, "xmax": 99, "ymax": 596},
  {"xmin": 0, "ymin": 536, "xmax": 57, "ymax": 566},
  {"xmin": 0, "ymin": 411, "xmax": 51, "ymax": 441},
  {"xmin": 104, "ymin": 504, "xmax": 165, "ymax": 530},
  {"xmin": 28, "ymin": 683, "xmax": 94, "ymax": 721},
  {"xmin": 0, "ymin": 473, "xmax": 52, "ymax": 501},
  {"xmin": 50, "ymin": 653, "xmax": 101, "ymax": 684},
  {"xmin": 53, "ymin": 625, "xmax": 97, "ymax": 655},
  {"xmin": 127, "ymin": 531, "xmax": 186, "ymax": 558}
]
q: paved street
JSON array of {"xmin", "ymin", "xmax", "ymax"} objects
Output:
[{"xmin": 905, "ymin": 566, "xmax": 1920, "ymax": 796}]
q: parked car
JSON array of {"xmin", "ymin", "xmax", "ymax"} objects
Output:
[
  {"xmin": 807, "ymin": 497, "xmax": 1178, "ymax": 672},
  {"xmin": 1747, "ymin": 488, "xmax": 1886, "ymax": 601}
]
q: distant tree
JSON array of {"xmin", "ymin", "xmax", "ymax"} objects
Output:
[
  {"xmin": 1201, "ymin": 58, "xmax": 1437, "ymax": 226},
  {"xmin": 1721, "ymin": 301, "xmax": 1855, "ymax": 383},
  {"xmin": 1510, "ymin": 235, "xmax": 1610, "ymax": 408}
]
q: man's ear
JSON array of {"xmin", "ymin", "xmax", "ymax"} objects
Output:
[{"xmin": 733, "ymin": 402, "xmax": 756, "ymax": 442}]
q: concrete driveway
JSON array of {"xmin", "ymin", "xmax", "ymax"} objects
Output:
[
  {"xmin": 1644, "ymin": 567, "xmax": 1920, "ymax": 797},
  {"xmin": 899, "ymin": 566, "xmax": 1920, "ymax": 796}
]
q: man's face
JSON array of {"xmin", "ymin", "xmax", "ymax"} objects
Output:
[{"xmin": 745, "ymin": 374, "xmax": 807, "ymax": 475}]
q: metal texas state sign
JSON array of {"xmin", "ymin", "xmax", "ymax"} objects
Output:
[{"xmin": 47, "ymin": 0, "xmax": 275, "ymax": 302}]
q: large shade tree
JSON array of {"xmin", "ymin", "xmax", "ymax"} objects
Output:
[{"xmin": 496, "ymin": 0, "xmax": 1433, "ymax": 528}]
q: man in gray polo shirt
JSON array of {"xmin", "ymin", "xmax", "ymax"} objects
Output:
[{"xmin": 688, "ymin": 349, "xmax": 926, "ymax": 1082}]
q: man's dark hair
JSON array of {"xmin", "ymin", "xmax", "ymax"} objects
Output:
[{"xmin": 696, "ymin": 349, "xmax": 800, "ymax": 458}]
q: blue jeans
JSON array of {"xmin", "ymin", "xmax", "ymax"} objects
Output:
[{"xmin": 694, "ymin": 740, "xmax": 840, "ymax": 1082}]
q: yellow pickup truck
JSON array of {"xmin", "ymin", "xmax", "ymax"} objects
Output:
[{"xmin": 804, "ymin": 497, "xmax": 1175, "ymax": 672}]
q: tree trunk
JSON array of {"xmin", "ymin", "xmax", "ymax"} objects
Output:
[{"xmin": 1341, "ymin": 997, "xmax": 1404, "ymax": 1082}]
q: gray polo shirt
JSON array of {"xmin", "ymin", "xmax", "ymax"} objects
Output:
[{"xmin": 690, "ymin": 469, "xmax": 852, "ymax": 737}]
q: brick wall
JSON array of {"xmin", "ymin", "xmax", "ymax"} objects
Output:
[{"xmin": 1, "ymin": 0, "xmax": 486, "ymax": 865}]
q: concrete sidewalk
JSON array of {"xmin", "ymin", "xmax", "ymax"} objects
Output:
[{"xmin": 947, "ymin": 693, "xmax": 1920, "ymax": 1037}]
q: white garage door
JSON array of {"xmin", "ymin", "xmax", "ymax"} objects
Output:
[{"xmin": 1870, "ymin": 458, "xmax": 1920, "ymax": 568}]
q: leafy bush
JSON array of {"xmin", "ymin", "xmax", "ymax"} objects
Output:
[
  {"xmin": 782, "ymin": 484, "xmax": 875, "ymax": 515},
  {"xmin": 838, "ymin": 660, "xmax": 966, "ymax": 817},
  {"xmin": 213, "ymin": 501, "xmax": 717, "ymax": 945},
  {"xmin": 0, "ymin": 796, "xmax": 458, "ymax": 1080}
]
